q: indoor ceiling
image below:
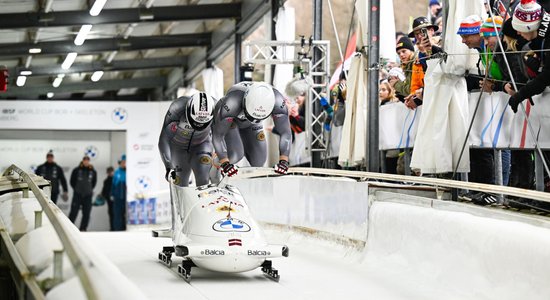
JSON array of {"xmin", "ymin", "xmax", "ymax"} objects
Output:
[{"xmin": 0, "ymin": 0, "xmax": 271, "ymax": 101}]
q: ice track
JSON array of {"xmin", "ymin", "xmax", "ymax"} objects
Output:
[{"xmin": 82, "ymin": 230, "xmax": 392, "ymax": 300}]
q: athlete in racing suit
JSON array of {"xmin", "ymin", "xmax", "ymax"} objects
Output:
[
  {"xmin": 212, "ymin": 82, "xmax": 292, "ymax": 176},
  {"xmin": 158, "ymin": 92, "xmax": 216, "ymax": 187}
]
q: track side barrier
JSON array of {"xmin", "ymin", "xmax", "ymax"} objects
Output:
[
  {"xmin": 1, "ymin": 165, "xmax": 147, "ymax": 300},
  {"xmin": 229, "ymin": 167, "xmax": 550, "ymax": 299}
]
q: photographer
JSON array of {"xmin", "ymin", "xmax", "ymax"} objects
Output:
[
  {"xmin": 409, "ymin": 17, "xmax": 443, "ymax": 66},
  {"xmin": 404, "ymin": 17, "xmax": 443, "ymax": 108}
]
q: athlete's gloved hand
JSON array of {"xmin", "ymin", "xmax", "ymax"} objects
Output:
[
  {"xmin": 274, "ymin": 160, "xmax": 289, "ymax": 175},
  {"xmin": 508, "ymin": 95, "xmax": 534, "ymax": 113},
  {"xmin": 220, "ymin": 162, "xmax": 238, "ymax": 177},
  {"xmin": 164, "ymin": 168, "xmax": 176, "ymax": 182}
]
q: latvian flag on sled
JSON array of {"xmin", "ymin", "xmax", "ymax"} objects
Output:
[{"xmin": 228, "ymin": 239, "xmax": 242, "ymax": 246}]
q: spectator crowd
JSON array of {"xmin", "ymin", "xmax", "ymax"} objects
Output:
[{"xmin": 344, "ymin": 0, "xmax": 549, "ymax": 207}]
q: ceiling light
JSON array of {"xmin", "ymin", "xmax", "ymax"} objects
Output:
[
  {"xmin": 52, "ymin": 76, "xmax": 63, "ymax": 88},
  {"xmin": 139, "ymin": 10, "xmax": 154, "ymax": 21},
  {"xmin": 74, "ymin": 24, "xmax": 93, "ymax": 46},
  {"xmin": 89, "ymin": 0, "xmax": 107, "ymax": 16},
  {"xmin": 105, "ymin": 51, "xmax": 117, "ymax": 64},
  {"xmin": 20, "ymin": 70, "xmax": 32, "ymax": 76},
  {"xmin": 29, "ymin": 48, "xmax": 42, "ymax": 54},
  {"xmin": 91, "ymin": 71, "xmax": 104, "ymax": 82},
  {"xmin": 61, "ymin": 52, "xmax": 78, "ymax": 70},
  {"xmin": 16, "ymin": 76, "xmax": 27, "ymax": 87},
  {"xmin": 47, "ymin": 92, "xmax": 54, "ymax": 98},
  {"xmin": 122, "ymin": 24, "xmax": 136, "ymax": 39}
]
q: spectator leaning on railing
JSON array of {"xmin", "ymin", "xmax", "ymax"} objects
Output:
[
  {"xmin": 499, "ymin": 17, "xmax": 535, "ymax": 192},
  {"xmin": 507, "ymin": 0, "xmax": 549, "ymax": 113},
  {"xmin": 407, "ymin": 16, "xmax": 444, "ymax": 108},
  {"xmin": 455, "ymin": 15, "xmax": 498, "ymax": 205},
  {"xmin": 379, "ymin": 81, "xmax": 400, "ymax": 174},
  {"xmin": 391, "ymin": 36, "xmax": 416, "ymax": 102},
  {"xmin": 507, "ymin": 0, "xmax": 550, "ymax": 195}
]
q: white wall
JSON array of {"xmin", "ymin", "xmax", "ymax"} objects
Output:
[
  {"xmin": 228, "ymin": 175, "xmax": 550, "ymax": 299},
  {"xmin": 0, "ymin": 100, "xmax": 171, "ymax": 229},
  {"xmin": 0, "ymin": 130, "xmax": 123, "ymax": 231}
]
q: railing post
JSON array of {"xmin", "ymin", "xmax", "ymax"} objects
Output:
[
  {"xmin": 53, "ymin": 250, "xmax": 63, "ymax": 284},
  {"xmin": 34, "ymin": 211, "xmax": 42, "ymax": 229},
  {"xmin": 535, "ymin": 151, "xmax": 545, "ymax": 192}
]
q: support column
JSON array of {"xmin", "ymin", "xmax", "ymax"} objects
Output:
[
  {"xmin": 312, "ymin": 0, "xmax": 323, "ymax": 167},
  {"xmin": 536, "ymin": 151, "xmax": 545, "ymax": 191},
  {"xmin": 234, "ymin": 31, "xmax": 242, "ymax": 84},
  {"xmin": 367, "ymin": 0, "xmax": 380, "ymax": 172},
  {"xmin": 270, "ymin": 0, "xmax": 279, "ymax": 85}
]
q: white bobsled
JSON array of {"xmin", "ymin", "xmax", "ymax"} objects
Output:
[{"xmin": 154, "ymin": 177, "xmax": 288, "ymax": 282}]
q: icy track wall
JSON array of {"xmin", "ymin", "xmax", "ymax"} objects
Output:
[
  {"xmin": 228, "ymin": 175, "xmax": 370, "ymax": 243},
  {"xmin": 230, "ymin": 176, "xmax": 550, "ymax": 300}
]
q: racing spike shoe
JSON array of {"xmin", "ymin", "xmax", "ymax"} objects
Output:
[{"xmin": 471, "ymin": 192, "xmax": 499, "ymax": 206}]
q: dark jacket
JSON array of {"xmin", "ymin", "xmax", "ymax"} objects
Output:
[
  {"xmin": 515, "ymin": 11, "xmax": 550, "ymax": 100},
  {"xmin": 101, "ymin": 175, "xmax": 113, "ymax": 200},
  {"xmin": 70, "ymin": 163, "xmax": 97, "ymax": 196},
  {"xmin": 35, "ymin": 162, "xmax": 68, "ymax": 195},
  {"xmin": 492, "ymin": 38, "xmax": 530, "ymax": 91}
]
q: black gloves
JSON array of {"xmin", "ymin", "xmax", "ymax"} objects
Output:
[
  {"xmin": 165, "ymin": 168, "xmax": 176, "ymax": 182},
  {"xmin": 508, "ymin": 95, "xmax": 534, "ymax": 114},
  {"xmin": 220, "ymin": 161, "xmax": 238, "ymax": 177},
  {"xmin": 274, "ymin": 160, "xmax": 290, "ymax": 175}
]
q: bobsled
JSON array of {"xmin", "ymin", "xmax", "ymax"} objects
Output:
[{"xmin": 153, "ymin": 177, "xmax": 288, "ymax": 282}]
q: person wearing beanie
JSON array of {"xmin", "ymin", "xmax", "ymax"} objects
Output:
[
  {"xmin": 391, "ymin": 37, "xmax": 416, "ymax": 102},
  {"xmin": 479, "ymin": 16, "xmax": 505, "ymax": 88},
  {"xmin": 480, "ymin": 16, "xmax": 517, "ymax": 189},
  {"xmin": 391, "ymin": 36, "xmax": 426, "ymax": 109},
  {"xmin": 35, "ymin": 150, "xmax": 69, "ymax": 204},
  {"xmin": 507, "ymin": 0, "xmax": 550, "ymax": 199},
  {"xmin": 457, "ymin": 15, "xmax": 490, "ymax": 93},
  {"xmin": 508, "ymin": 0, "xmax": 550, "ymax": 113},
  {"xmin": 512, "ymin": 0, "xmax": 542, "ymax": 34},
  {"xmin": 457, "ymin": 15, "xmax": 483, "ymax": 49},
  {"xmin": 480, "ymin": 16, "xmax": 504, "ymax": 38},
  {"xmin": 69, "ymin": 156, "xmax": 97, "ymax": 231},
  {"xmin": 455, "ymin": 15, "xmax": 498, "ymax": 190},
  {"xmin": 494, "ymin": 16, "xmax": 536, "ymax": 205},
  {"xmin": 396, "ymin": 36, "xmax": 415, "ymax": 52}
]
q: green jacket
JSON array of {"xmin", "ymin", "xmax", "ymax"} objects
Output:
[
  {"xmin": 394, "ymin": 52, "xmax": 417, "ymax": 98},
  {"xmin": 480, "ymin": 49, "xmax": 503, "ymax": 80}
]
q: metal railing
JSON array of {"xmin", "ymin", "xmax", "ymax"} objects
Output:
[
  {"xmin": 1, "ymin": 164, "xmax": 99, "ymax": 300},
  {"xmin": 0, "ymin": 216, "xmax": 45, "ymax": 300}
]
